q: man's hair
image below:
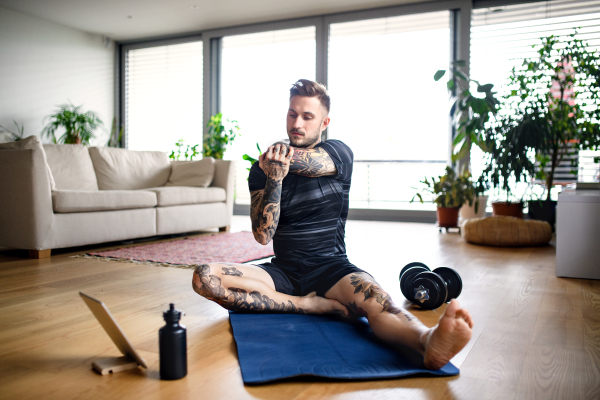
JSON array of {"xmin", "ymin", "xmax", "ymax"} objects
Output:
[{"xmin": 289, "ymin": 79, "xmax": 330, "ymax": 114}]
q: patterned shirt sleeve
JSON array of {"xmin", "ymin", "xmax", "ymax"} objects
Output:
[
  {"xmin": 317, "ymin": 139, "xmax": 354, "ymax": 182},
  {"xmin": 248, "ymin": 161, "xmax": 267, "ymax": 192}
]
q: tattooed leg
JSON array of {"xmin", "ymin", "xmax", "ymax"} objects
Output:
[
  {"xmin": 326, "ymin": 273, "xmax": 427, "ymax": 350},
  {"xmin": 325, "ymin": 273, "xmax": 473, "ymax": 370},
  {"xmin": 191, "ymin": 263, "xmax": 349, "ymax": 316}
]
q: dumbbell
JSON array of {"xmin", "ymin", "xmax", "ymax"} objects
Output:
[{"xmin": 399, "ymin": 262, "xmax": 462, "ymax": 310}]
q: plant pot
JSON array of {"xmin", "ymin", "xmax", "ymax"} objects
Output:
[
  {"xmin": 528, "ymin": 199, "xmax": 557, "ymax": 231},
  {"xmin": 459, "ymin": 195, "xmax": 488, "ymax": 221},
  {"xmin": 492, "ymin": 202, "xmax": 523, "ymax": 218},
  {"xmin": 437, "ymin": 207, "xmax": 460, "ymax": 227}
]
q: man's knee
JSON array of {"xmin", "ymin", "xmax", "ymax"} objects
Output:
[
  {"xmin": 192, "ymin": 263, "xmax": 227, "ymax": 300},
  {"xmin": 344, "ymin": 273, "xmax": 410, "ymax": 317}
]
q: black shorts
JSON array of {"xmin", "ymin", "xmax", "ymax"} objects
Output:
[{"xmin": 254, "ymin": 256, "xmax": 369, "ymax": 297}]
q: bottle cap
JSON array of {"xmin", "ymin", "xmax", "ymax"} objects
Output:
[{"xmin": 163, "ymin": 303, "xmax": 182, "ymax": 323}]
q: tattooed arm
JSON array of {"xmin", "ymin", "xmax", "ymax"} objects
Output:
[
  {"xmin": 268, "ymin": 141, "xmax": 337, "ymax": 177},
  {"xmin": 289, "ymin": 147, "xmax": 337, "ymax": 177},
  {"xmin": 250, "ymin": 144, "xmax": 294, "ymax": 245}
]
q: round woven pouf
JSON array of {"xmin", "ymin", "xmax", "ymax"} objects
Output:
[{"xmin": 462, "ymin": 216, "xmax": 552, "ymax": 247}]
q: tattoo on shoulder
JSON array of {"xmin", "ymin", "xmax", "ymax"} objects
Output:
[
  {"xmin": 290, "ymin": 147, "xmax": 336, "ymax": 177},
  {"xmin": 349, "ymin": 274, "xmax": 415, "ymax": 322}
]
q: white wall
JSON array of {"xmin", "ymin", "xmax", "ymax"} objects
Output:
[{"xmin": 0, "ymin": 6, "xmax": 114, "ymax": 146}]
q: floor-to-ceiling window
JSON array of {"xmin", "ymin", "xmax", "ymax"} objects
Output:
[
  {"xmin": 470, "ymin": 0, "xmax": 600, "ymax": 200},
  {"xmin": 220, "ymin": 27, "xmax": 316, "ymax": 205},
  {"xmin": 328, "ymin": 11, "xmax": 452, "ymax": 210},
  {"xmin": 125, "ymin": 40, "xmax": 203, "ymax": 152},
  {"xmin": 120, "ymin": 3, "xmax": 473, "ymax": 219}
]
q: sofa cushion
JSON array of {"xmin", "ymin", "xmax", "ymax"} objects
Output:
[
  {"xmin": 146, "ymin": 186, "xmax": 226, "ymax": 207},
  {"xmin": 43, "ymin": 144, "xmax": 99, "ymax": 191},
  {"xmin": 166, "ymin": 158, "xmax": 215, "ymax": 187},
  {"xmin": 52, "ymin": 189, "xmax": 157, "ymax": 213},
  {"xmin": 88, "ymin": 147, "xmax": 170, "ymax": 190},
  {"xmin": 0, "ymin": 136, "xmax": 56, "ymax": 190}
]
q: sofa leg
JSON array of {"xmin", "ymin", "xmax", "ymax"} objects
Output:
[
  {"xmin": 28, "ymin": 249, "xmax": 51, "ymax": 259},
  {"xmin": 219, "ymin": 226, "xmax": 230, "ymax": 233}
]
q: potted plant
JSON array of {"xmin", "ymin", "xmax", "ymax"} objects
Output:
[
  {"xmin": 411, "ymin": 166, "xmax": 476, "ymax": 228},
  {"xmin": 503, "ymin": 31, "xmax": 600, "ymax": 226},
  {"xmin": 203, "ymin": 112, "xmax": 240, "ymax": 159},
  {"xmin": 459, "ymin": 179, "xmax": 488, "ymax": 221},
  {"xmin": 41, "ymin": 103, "xmax": 103, "ymax": 145},
  {"xmin": 435, "ymin": 60, "xmax": 500, "ymax": 219},
  {"xmin": 478, "ymin": 110, "xmax": 538, "ymax": 218}
]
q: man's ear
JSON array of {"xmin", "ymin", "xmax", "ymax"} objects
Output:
[{"xmin": 320, "ymin": 116, "xmax": 331, "ymax": 132}]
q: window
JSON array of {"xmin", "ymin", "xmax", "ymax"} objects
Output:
[
  {"xmin": 328, "ymin": 11, "xmax": 452, "ymax": 210},
  {"xmin": 470, "ymin": 0, "xmax": 600, "ymax": 197},
  {"xmin": 125, "ymin": 41, "xmax": 203, "ymax": 153},
  {"xmin": 220, "ymin": 27, "xmax": 316, "ymax": 205}
]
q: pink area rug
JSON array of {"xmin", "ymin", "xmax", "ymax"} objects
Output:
[{"xmin": 81, "ymin": 232, "xmax": 274, "ymax": 268}]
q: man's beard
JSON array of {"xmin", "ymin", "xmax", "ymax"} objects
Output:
[{"xmin": 287, "ymin": 127, "xmax": 321, "ymax": 148}]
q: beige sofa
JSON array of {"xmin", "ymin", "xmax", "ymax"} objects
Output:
[{"xmin": 0, "ymin": 136, "xmax": 234, "ymax": 258}]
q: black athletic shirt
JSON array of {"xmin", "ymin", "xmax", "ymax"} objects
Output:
[{"xmin": 248, "ymin": 140, "xmax": 353, "ymax": 273}]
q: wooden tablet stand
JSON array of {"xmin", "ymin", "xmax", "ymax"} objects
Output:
[{"xmin": 92, "ymin": 356, "xmax": 142, "ymax": 375}]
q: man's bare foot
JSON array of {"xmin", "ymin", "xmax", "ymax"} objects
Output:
[
  {"xmin": 422, "ymin": 299, "xmax": 474, "ymax": 370},
  {"xmin": 300, "ymin": 292, "xmax": 350, "ymax": 317}
]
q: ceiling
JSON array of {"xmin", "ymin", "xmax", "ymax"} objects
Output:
[{"xmin": 0, "ymin": 0, "xmax": 428, "ymax": 41}]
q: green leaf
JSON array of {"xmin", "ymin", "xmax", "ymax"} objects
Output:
[
  {"xmin": 452, "ymin": 131, "xmax": 466, "ymax": 147},
  {"xmin": 477, "ymin": 83, "xmax": 494, "ymax": 93},
  {"xmin": 452, "ymin": 140, "xmax": 470, "ymax": 162},
  {"xmin": 453, "ymin": 60, "xmax": 467, "ymax": 67},
  {"xmin": 434, "ymin": 70, "xmax": 446, "ymax": 81},
  {"xmin": 447, "ymin": 79, "xmax": 455, "ymax": 90},
  {"xmin": 242, "ymin": 154, "xmax": 258, "ymax": 164},
  {"xmin": 471, "ymin": 98, "xmax": 488, "ymax": 114}
]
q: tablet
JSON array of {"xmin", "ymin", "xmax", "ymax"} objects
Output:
[{"xmin": 79, "ymin": 292, "xmax": 148, "ymax": 369}]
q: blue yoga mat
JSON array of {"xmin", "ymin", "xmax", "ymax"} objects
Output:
[{"xmin": 229, "ymin": 312, "xmax": 459, "ymax": 384}]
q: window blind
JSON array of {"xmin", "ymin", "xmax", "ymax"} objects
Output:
[
  {"xmin": 470, "ymin": 0, "xmax": 600, "ymax": 186},
  {"xmin": 125, "ymin": 41, "xmax": 203, "ymax": 153},
  {"xmin": 471, "ymin": 0, "xmax": 600, "ymax": 94}
]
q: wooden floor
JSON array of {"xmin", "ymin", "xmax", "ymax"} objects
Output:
[{"xmin": 0, "ymin": 216, "xmax": 598, "ymax": 400}]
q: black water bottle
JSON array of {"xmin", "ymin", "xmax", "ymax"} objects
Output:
[{"xmin": 159, "ymin": 303, "xmax": 187, "ymax": 380}]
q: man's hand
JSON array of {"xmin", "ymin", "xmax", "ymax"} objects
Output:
[{"xmin": 259, "ymin": 143, "xmax": 294, "ymax": 181}]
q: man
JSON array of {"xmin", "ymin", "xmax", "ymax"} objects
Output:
[{"xmin": 192, "ymin": 79, "xmax": 473, "ymax": 370}]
